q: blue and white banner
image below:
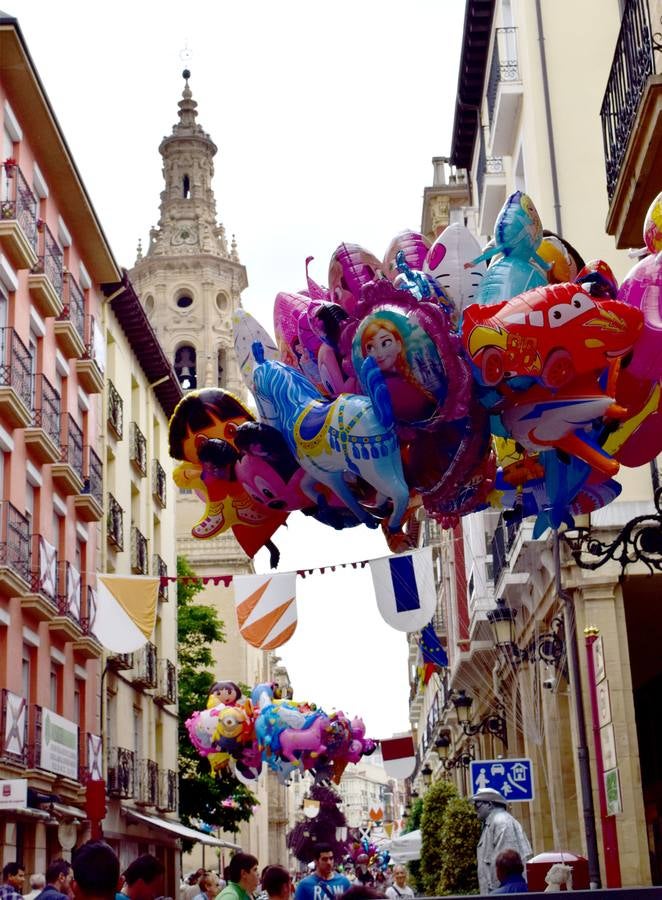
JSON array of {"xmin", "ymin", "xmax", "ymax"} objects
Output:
[{"xmin": 370, "ymin": 547, "xmax": 436, "ymax": 632}]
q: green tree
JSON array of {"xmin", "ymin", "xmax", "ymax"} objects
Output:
[
  {"xmin": 420, "ymin": 780, "xmax": 458, "ymax": 894},
  {"xmin": 436, "ymin": 796, "xmax": 481, "ymax": 896},
  {"xmin": 402, "ymin": 796, "xmax": 424, "ymax": 892},
  {"xmin": 177, "ymin": 556, "xmax": 257, "ymax": 835}
]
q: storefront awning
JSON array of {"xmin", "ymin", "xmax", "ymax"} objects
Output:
[
  {"xmin": 0, "ymin": 806, "xmax": 52, "ymax": 822},
  {"xmin": 123, "ymin": 808, "xmax": 241, "ymax": 849}
]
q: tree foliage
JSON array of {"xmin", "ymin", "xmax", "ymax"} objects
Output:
[
  {"xmin": 403, "ymin": 796, "xmax": 424, "ymax": 891},
  {"xmin": 436, "ymin": 796, "xmax": 481, "ymax": 896},
  {"xmin": 287, "ymin": 782, "xmax": 348, "ymax": 863},
  {"xmin": 177, "ymin": 556, "xmax": 257, "ymax": 836},
  {"xmin": 420, "ymin": 780, "xmax": 458, "ymax": 894}
]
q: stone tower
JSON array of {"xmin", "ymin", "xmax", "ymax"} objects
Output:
[{"xmin": 129, "ymin": 71, "xmax": 278, "ymax": 861}]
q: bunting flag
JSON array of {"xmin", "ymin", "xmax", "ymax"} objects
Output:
[
  {"xmin": 92, "ymin": 575, "xmax": 159, "ymax": 653},
  {"xmin": 370, "ymin": 547, "xmax": 436, "ymax": 632},
  {"xmin": 419, "ymin": 621, "xmax": 448, "ymax": 667},
  {"xmin": 380, "ymin": 735, "xmax": 416, "ymax": 780},
  {"xmin": 234, "ymin": 573, "xmax": 297, "ymax": 650}
]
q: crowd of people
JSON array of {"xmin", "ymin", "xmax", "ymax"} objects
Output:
[{"xmin": 0, "ymin": 787, "xmax": 533, "ymax": 900}]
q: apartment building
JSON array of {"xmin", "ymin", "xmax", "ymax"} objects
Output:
[{"xmin": 408, "ymin": 0, "xmax": 662, "ymax": 888}]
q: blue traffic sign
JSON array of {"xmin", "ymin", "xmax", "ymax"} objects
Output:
[{"xmin": 469, "ymin": 757, "xmax": 534, "ymax": 802}]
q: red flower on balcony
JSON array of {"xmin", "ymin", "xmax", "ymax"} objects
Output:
[{"xmin": 3, "ymin": 157, "xmax": 17, "ymax": 176}]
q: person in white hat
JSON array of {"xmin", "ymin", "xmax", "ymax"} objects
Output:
[{"xmin": 471, "ymin": 788, "xmax": 532, "ymax": 895}]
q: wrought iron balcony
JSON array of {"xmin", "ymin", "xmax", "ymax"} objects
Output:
[
  {"xmin": 0, "ymin": 163, "xmax": 38, "ymax": 270},
  {"xmin": 487, "ymin": 27, "xmax": 520, "ymax": 124},
  {"xmin": 491, "ymin": 512, "xmax": 521, "ymax": 588},
  {"xmin": 152, "ymin": 458, "xmax": 167, "ymax": 508},
  {"xmin": 106, "ymin": 650, "xmax": 134, "ymax": 671},
  {"xmin": 57, "ymin": 560, "xmax": 82, "ymax": 624},
  {"xmin": 26, "ymin": 373, "xmax": 61, "ymax": 462},
  {"xmin": 476, "ymin": 131, "xmax": 506, "ymax": 237},
  {"xmin": 0, "ymin": 501, "xmax": 31, "ymax": 591},
  {"xmin": 107, "ymin": 493, "xmax": 124, "ymax": 550},
  {"xmin": 153, "ymin": 553, "xmax": 169, "ymax": 602},
  {"xmin": 32, "ymin": 220, "xmax": 64, "ymax": 301},
  {"xmin": 107, "ymin": 379, "xmax": 123, "ymax": 439},
  {"xmin": 27, "ymin": 534, "xmax": 58, "ymax": 619},
  {"xmin": 130, "ymin": 422, "xmax": 147, "ymax": 476},
  {"xmin": 131, "ymin": 641, "xmax": 157, "ymax": 689},
  {"xmin": 137, "ymin": 758, "xmax": 159, "ymax": 806},
  {"xmin": 137, "ymin": 643, "xmax": 157, "ymax": 688},
  {"xmin": 0, "ymin": 326, "xmax": 32, "ymax": 426},
  {"xmin": 0, "ymin": 688, "xmax": 28, "ymax": 765},
  {"xmin": 155, "ymin": 659, "xmax": 177, "ymax": 706},
  {"xmin": 55, "ymin": 272, "xmax": 86, "ymax": 358},
  {"xmin": 131, "ymin": 525, "xmax": 148, "ymax": 574},
  {"xmin": 83, "ymin": 446, "xmax": 103, "ymax": 506},
  {"xmin": 79, "ymin": 731, "xmax": 103, "ymax": 783},
  {"xmin": 76, "ymin": 315, "xmax": 105, "ymax": 394},
  {"xmin": 601, "ymin": 0, "xmax": 660, "ymax": 201},
  {"xmin": 158, "ymin": 768, "xmax": 177, "ymax": 812},
  {"xmin": 107, "ymin": 746, "xmax": 135, "ymax": 798},
  {"xmin": 53, "ymin": 414, "xmax": 84, "ymax": 494}
]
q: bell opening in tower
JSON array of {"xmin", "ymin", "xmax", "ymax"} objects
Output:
[
  {"xmin": 183, "ymin": 174, "xmax": 190, "ymax": 199},
  {"xmin": 175, "ymin": 344, "xmax": 197, "ymax": 391}
]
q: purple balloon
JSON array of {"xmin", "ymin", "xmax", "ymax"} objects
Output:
[{"xmin": 617, "ymin": 251, "xmax": 662, "ymax": 381}]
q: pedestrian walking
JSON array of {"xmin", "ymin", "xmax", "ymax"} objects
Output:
[
  {"xmin": 294, "ymin": 846, "xmax": 350, "ymax": 900},
  {"xmin": 384, "ymin": 867, "xmax": 413, "ymax": 900},
  {"xmin": 37, "ymin": 860, "xmax": 73, "ymax": 900},
  {"xmin": 25, "ymin": 875, "xmax": 46, "ymax": 900},
  {"xmin": 0, "ymin": 864, "xmax": 26, "ymax": 900},
  {"xmin": 71, "ymin": 842, "xmax": 121, "ymax": 900},
  {"xmin": 122, "ymin": 856, "xmax": 165, "ymax": 900},
  {"xmin": 490, "ymin": 850, "xmax": 529, "ymax": 894},
  {"xmin": 215, "ymin": 854, "xmax": 259, "ymax": 900}
]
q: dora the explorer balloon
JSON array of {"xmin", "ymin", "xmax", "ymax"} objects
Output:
[{"xmin": 168, "ymin": 388, "xmax": 287, "ymax": 566}]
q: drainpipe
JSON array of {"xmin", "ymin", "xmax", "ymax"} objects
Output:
[
  {"xmin": 554, "ymin": 531, "xmax": 601, "ymax": 888},
  {"xmin": 535, "ymin": 0, "xmax": 563, "ymax": 236}
]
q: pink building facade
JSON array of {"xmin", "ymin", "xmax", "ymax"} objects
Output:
[{"xmin": 0, "ymin": 14, "xmax": 118, "ymax": 869}]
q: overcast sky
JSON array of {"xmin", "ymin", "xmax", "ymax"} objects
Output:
[{"xmin": 11, "ymin": 0, "xmax": 466, "ymax": 738}]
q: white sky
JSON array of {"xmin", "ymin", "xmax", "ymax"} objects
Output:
[{"xmin": 10, "ymin": 0, "xmax": 466, "ymax": 738}]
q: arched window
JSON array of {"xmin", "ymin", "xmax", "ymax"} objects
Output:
[
  {"xmin": 144, "ymin": 294, "xmax": 154, "ymax": 316},
  {"xmin": 215, "ymin": 292, "xmax": 229, "ymax": 313},
  {"xmin": 176, "ymin": 294, "xmax": 193, "ymax": 309},
  {"xmin": 174, "ymin": 344, "xmax": 197, "ymax": 391},
  {"xmin": 183, "ymin": 174, "xmax": 190, "ymax": 199}
]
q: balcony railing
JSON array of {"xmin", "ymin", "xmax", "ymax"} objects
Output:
[
  {"xmin": 83, "ymin": 314, "xmax": 105, "ymax": 371},
  {"xmin": 0, "ymin": 327, "xmax": 32, "ymax": 412},
  {"xmin": 59, "ymin": 272, "xmax": 86, "ymax": 344},
  {"xmin": 0, "ymin": 164, "xmax": 37, "ymax": 250},
  {"xmin": 153, "ymin": 553, "xmax": 168, "ymax": 602},
  {"xmin": 486, "ymin": 27, "xmax": 520, "ymax": 126},
  {"xmin": 476, "ymin": 132, "xmax": 505, "ymax": 208},
  {"xmin": 107, "ymin": 493, "xmax": 124, "ymax": 550},
  {"xmin": 0, "ymin": 501, "xmax": 30, "ymax": 584},
  {"xmin": 57, "ymin": 560, "xmax": 81, "ymax": 623},
  {"xmin": 131, "ymin": 641, "xmax": 157, "ymax": 689},
  {"xmin": 82, "ymin": 446, "xmax": 103, "ymax": 506},
  {"xmin": 130, "ymin": 422, "xmax": 147, "ymax": 476},
  {"xmin": 107, "ymin": 746, "xmax": 135, "ymax": 798},
  {"xmin": 27, "ymin": 704, "xmax": 43, "ymax": 770},
  {"xmin": 107, "ymin": 379, "xmax": 123, "ymax": 439},
  {"xmin": 0, "ymin": 688, "xmax": 28, "ymax": 765},
  {"xmin": 80, "ymin": 584, "xmax": 98, "ymax": 638},
  {"xmin": 32, "ymin": 221, "xmax": 63, "ymax": 301},
  {"xmin": 152, "ymin": 459, "xmax": 167, "ymax": 508},
  {"xmin": 155, "ymin": 659, "xmax": 177, "ymax": 706},
  {"xmin": 158, "ymin": 768, "xmax": 177, "ymax": 812},
  {"xmin": 31, "ymin": 373, "xmax": 61, "ymax": 446},
  {"xmin": 131, "ymin": 525, "xmax": 148, "ymax": 574},
  {"xmin": 491, "ymin": 512, "xmax": 522, "ymax": 587},
  {"xmin": 30, "ymin": 533, "xmax": 58, "ymax": 602},
  {"xmin": 137, "ymin": 758, "xmax": 159, "ymax": 806},
  {"xmin": 60, "ymin": 414, "xmax": 84, "ymax": 481},
  {"xmin": 600, "ymin": 0, "xmax": 659, "ymax": 201},
  {"xmin": 79, "ymin": 731, "xmax": 103, "ymax": 783}
]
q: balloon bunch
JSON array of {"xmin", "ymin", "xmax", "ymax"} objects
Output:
[
  {"xmin": 185, "ymin": 681, "xmax": 376, "ymax": 785},
  {"xmin": 348, "ymin": 842, "xmax": 390, "ymax": 872},
  {"xmin": 171, "ymin": 188, "xmax": 660, "ymax": 557}
]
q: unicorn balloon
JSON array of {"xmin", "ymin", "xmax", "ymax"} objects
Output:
[{"xmin": 250, "ymin": 343, "xmax": 410, "ymax": 532}]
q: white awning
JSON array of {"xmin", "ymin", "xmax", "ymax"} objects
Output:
[{"xmin": 123, "ymin": 808, "xmax": 241, "ymax": 849}]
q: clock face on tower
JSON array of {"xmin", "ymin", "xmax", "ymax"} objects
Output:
[{"xmin": 171, "ymin": 223, "xmax": 199, "ymax": 246}]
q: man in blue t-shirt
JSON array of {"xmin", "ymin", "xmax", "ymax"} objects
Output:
[{"xmin": 294, "ymin": 847, "xmax": 350, "ymax": 900}]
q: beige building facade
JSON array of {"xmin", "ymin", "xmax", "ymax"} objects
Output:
[{"xmin": 409, "ymin": 0, "xmax": 662, "ymax": 890}]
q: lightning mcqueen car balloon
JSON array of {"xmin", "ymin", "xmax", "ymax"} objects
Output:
[{"xmin": 462, "ymin": 282, "xmax": 643, "ymax": 388}]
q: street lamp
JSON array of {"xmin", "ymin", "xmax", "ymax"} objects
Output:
[
  {"xmin": 421, "ymin": 763, "xmax": 433, "ymax": 787},
  {"xmin": 451, "ymin": 690, "xmax": 508, "ymax": 746},
  {"xmin": 487, "ymin": 597, "xmax": 566, "ymax": 673}
]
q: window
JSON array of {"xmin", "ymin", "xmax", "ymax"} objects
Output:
[
  {"xmin": 217, "ymin": 348, "xmax": 226, "ymax": 387},
  {"xmin": 182, "ymin": 174, "xmax": 190, "ymax": 199},
  {"xmin": 22, "ymin": 644, "xmax": 32, "ymax": 703},
  {"xmin": 215, "ymin": 292, "xmax": 229, "ymax": 313},
  {"xmin": 144, "ymin": 295, "xmax": 154, "ymax": 316},
  {"xmin": 176, "ymin": 294, "xmax": 193, "ymax": 309},
  {"xmin": 50, "ymin": 661, "xmax": 62, "ymax": 713},
  {"xmin": 74, "ymin": 678, "xmax": 85, "ymax": 727}
]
